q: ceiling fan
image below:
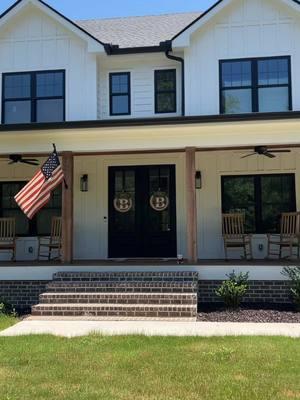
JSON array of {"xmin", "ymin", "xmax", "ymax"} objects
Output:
[
  {"xmin": 241, "ymin": 146, "xmax": 291, "ymax": 159},
  {"xmin": 2, "ymin": 154, "xmax": 40, "ymax": 166}
]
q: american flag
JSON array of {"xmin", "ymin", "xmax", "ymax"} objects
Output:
[{"xmin": 15, "ymin": 149, "xmax": 64, "ymax": 220}]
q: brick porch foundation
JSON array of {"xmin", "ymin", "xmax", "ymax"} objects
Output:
[{"xmin": 0, "ymin": 279, "xmax": 293, "ymax": 312}]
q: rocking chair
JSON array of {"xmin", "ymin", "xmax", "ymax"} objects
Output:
[
  {"xmin": 222, "ymin": 213, "xmax": 252, "ymax": 260},
  {"xmin": 37, "ymin": 217, "xmax": 62, "ymax": 261},
  {"xmin": 0, "ymin": 218, "xmax": 16, "ymax": 261}
]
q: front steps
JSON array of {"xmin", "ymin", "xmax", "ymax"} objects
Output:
[{"xmin": 32, "ymin": 271, "xmax": 198, "ymax": 320}]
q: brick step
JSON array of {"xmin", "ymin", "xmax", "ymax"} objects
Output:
[
  {"xmin": 39, "ymin": 292, "xmax": 197, "ymax": 305},
  {"xmin": 46, "ymin": 281, "xmax": 197, "ymax": 293},
  {"xmin": 53, "ymin": 271, "xmax": 198, "ymax": 283},
  {"xmin": 31, "ymin": 303, "xmax": 197, "ymax": 319}
]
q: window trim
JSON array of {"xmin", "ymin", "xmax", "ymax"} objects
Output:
[
  {"xmin": 0, "ymin": 180, "xmax": 62, "ymax": 237},
  {"xmin": 1, "ymin": 69, "xmax": 66, "ymax": 124},
  {"xmin": 109, "ymin": 72, "xmax": 131, "ymax": 116},
  {"xmin": 154, "ymin": 69, "xmax": 177, "ymax": 114},
  {"xmin": 221, "ymin": 173, "xmax": 296, "ymax": 234},
  {"xmin": 219, "ymin": 56, "xmax": 292, "ymax": 114}
]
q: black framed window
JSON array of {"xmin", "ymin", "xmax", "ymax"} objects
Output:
[
  {"xmin": 0, "ymin": 181, "xmax": 62, "ymax": 236},
  {"xmin": 2, "ymin": 70, "xmax": 65, "ymax": 124},
  {"xmin": 109, "ymin": 72, "xmax": 130, "ymax": 116},
  {"xmin": 220, "ymin": 56, "xmax": 291, "ymax": 114},
  {"xmin": 155, "ymin": 69, "xmax": 177, "ymax": 113},
  {"xmin": 221, "ymin": 174, "xmax": 296, "ymax": 234}
]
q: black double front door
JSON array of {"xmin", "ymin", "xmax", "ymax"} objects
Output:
[{"xmin": 108, "ymin": 165, "xmax": 177, "ymax": 258}]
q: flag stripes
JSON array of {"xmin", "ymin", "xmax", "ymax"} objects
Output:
[{"xmin": 15, "ymin": 150, "xmax": 65, "ymax": 220}]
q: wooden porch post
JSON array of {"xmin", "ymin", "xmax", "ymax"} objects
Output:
[
  {"xmin": 185, "ymin": 147, "xmax": 198, "ymax": 263},
  {"xmin": 61, "ymin": 151, "xmax": 74, "ymax": 264}
]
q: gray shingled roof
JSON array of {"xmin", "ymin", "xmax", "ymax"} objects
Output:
[{"xmin": 76, "ymin": 12, "xmax": 201, "ymax": 48}]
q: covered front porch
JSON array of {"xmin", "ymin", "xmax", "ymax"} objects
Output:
[{"xmin": 1, "ymin": 113, "xmax": 300, "ymax": 264}]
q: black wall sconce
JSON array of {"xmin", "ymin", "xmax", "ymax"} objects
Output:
[
  {"xmin": 195, "ymin": 171, "xmax": 202, "ymax": 189},
  {"xmin": 80, "ymin": 174, "xmax": 88, "ymax": 192}
]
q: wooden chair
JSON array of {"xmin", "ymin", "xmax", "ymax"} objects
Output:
[
  {"xmin": 267, "ymin": 212, "xmax": 300, "ymax": 259},
  {"xmin": 0, "ymin": 218, "xmax": 16, "ymax": 261},
  {"xmin": 222, "ymin": 213, "xmax": 252, "ymax": 260},
  {"xmin": 37, "ymin": 217, "xmax": 62, "ymax": 261}
]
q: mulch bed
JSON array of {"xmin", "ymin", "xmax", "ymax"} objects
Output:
[{"xmin": 198, "ymin": 306, "xmax": 300, "ymax": 323}]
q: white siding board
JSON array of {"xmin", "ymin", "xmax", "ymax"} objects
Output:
[{"xmin": 185, "ymin": 0, "xmax": 300, "ymax": 116}]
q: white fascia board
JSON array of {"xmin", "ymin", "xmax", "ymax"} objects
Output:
[{"xmin": 0, "ymin": 0, "xmax": 105, "ymax": 54}]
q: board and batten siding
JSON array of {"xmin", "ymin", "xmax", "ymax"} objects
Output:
[
  {"xmin": 184, "ymin": 0, "xmax": 300, "ymax": 116},
  {"xmin": 196, "ymin": 149, "xmax": 300, "ymax": 260},
  {"xmin": 0, "ymin": 5, "xmax": 98, "ymax": 122},
  {"xmin": 97, "ymin": 54, "xmax": 182, "ymax": 120}
]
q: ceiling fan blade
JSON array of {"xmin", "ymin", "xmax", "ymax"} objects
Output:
[
  {"xmin": 23, "ymin": 159, "xmax": 39, "ymax": 163},
  {"xmin": 8, "ymin": 160, "xmax": 16, "ymax": 165},
  {"xmin": 264, "ymin": 153, "xmax": 276, "ymax": 158},
  {"xmin": 21, "ymin": 160, "xmax": 40, "ymax": 166},
  {"xmin": 270, "ymin": 149, "xmax": 291, "ymax": 153},
  {"xmin": 241, "ymin": 153, "xmax": 256, "ymax": 159}
]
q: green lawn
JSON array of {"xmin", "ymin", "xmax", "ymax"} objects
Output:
[
  {"xmin": 0, "ymin": 330, "xmax": 299, "ymax": 400},
  {"xmin": 0, "ymin": 315, "xmax": 18, "ymax": 331}
]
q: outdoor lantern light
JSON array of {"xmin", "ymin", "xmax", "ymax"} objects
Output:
[
  {"xmin": 195, "ymin": 171, "xmax": 202, "ymax": 189},
  {"xmin": 80, "ymin": 174, "xmax": 88, "ymax": 192}
]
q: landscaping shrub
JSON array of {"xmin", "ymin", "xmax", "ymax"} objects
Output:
[
  {"xmin": 0, "ymin": 300, "xmax": 17, "ymax": 317},
  {"xmin": 215, "ymin": 270, "xmax": 249, "ymax": 309},
  {"xmin": 282, "ymin": 266, "xmax": 300, "ymax": 311}
]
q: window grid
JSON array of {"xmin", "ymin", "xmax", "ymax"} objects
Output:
[
  {"xmin": 154, "ymin": 69, "xmax": 177, "ymax": 114},
  {"xmin": 219, "ymin": 56, "xmax": 292, "ymax": 114},
  {"xmin": 2, "ymin": 70, "xmax": 65, "ymax": 124},
  {"xmin": 109, "ymin": 72, "xmax": 131, "ymax": 116}
]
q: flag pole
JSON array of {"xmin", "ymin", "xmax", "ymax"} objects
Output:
[{"xmin": 53, "ymin": 143, "xmax": 68, "ymax": 189}]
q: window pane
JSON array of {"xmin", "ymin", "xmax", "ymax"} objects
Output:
[
  {"xmin": 156, "ymin": 70, "xmax": 176, "ymax": 91},
  {"xmin": 111, "ymin": 74, "xmax": 129, "ymax": 94},
  {"xmin": 221, "ymin": 61, "xmax": 252, "ymax": 87},
  {"xmin": 261, "ymin": 175, "xmax": 295, "ymax": 233},
  {"xmin": 258, "ymin": 58, "xmax": 289, "ymax": 85},
  {"xmin": 4, "ymin": 74, "xmax": 31, "ymax": 99},
  {"xmin": 4, "ymin": 101, "xmax": 31, "ymax": 124},
  {"xmin": 112, "ymin": 95, "xmax": 129, "ymax": 114},
  {"xmin": 36, "ymin": 99, "xmax": 64, "ymax": 122},
  {"xmin": 258, "ymin": 87, "xmax": 289, "ymax": 112},
  {"xmin": 222, "ymin": 176, "xmax": 255, "ymax": 233},
  {"xmin": 36, "ymin": 209, "xmax": 60, "ymax": 235},
  {"xmin": 36, "ymin": 72, "xmax": 64, "ymax": 97},
  {"xmin": 222, "ymin": 89, "xmax": 252, "ymax": 114},
  {"xmin": 156, "ymin": 93, "xmax": 176, "ymax": 113}
]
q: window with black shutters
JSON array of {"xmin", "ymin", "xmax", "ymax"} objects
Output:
[
  {"xmin": 2, "ymin": 70, "xmax": 65, "ymax": 124},
  {"xmin": 221, "ymin": 174, "xmax": 296, "ymax": 234},
  {"xmin": 155, "ymin": 69, "xmax": 177, "ymax": 113}
]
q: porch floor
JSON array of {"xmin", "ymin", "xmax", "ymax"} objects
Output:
[{"xmin": 0, "ymin": 258, "xmax": 299, "ymax": 267}]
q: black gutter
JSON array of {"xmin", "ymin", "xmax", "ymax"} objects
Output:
[
  {"xmin": 1, "ymin": 111, "xmax": 300, "ymax": 132},
  {"xmin": 163, "ymin": 41, "xmax": 185, "ymax": 116}
]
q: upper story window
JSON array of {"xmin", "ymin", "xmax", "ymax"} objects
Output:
[
  {"xmin": 220, "ymin": 56, "xmax": 291, "ymax": 114},
  {"xmin": 2, "ymin": 70, "xmax": 65, "ymax": 124},
  {"xmin": 109, "ymin": 72, "xmax": 131, "ymax": 116},
  {"xmin": 155, "ymin": 69, "xmax": 177, "ymax": 114}
]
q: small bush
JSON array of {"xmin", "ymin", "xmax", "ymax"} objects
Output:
[
  {"xmin": 0, "ymin": 300, "xmax": 17, "ymax": 317},
  {"xmin": 215, "ymin": 270, "xmax": 249, "ymax": 309},
  {"xmin": 282, "ymin": 266, "xmax": 300, "ymax": 311}
]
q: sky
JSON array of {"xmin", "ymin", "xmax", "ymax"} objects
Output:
[{"xmin": 0, "ymin": 0, "xmax": 217, "ymax": 20}]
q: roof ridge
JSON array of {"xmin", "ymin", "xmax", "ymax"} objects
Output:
[{"xmin": 76, "ymin": 11, "xmax": 201, "ymax": 23}]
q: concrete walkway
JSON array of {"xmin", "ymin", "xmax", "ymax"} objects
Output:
[{"xmin": 1, "ymin": 319, "xmax": 300, "ymax": 337}]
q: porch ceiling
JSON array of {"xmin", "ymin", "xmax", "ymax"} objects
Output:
[{"xmin": 1, "ymin": 117, "xmax": 300, "ymax": 155}]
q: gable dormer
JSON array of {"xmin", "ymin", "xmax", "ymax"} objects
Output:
[{"xmin": 172, "ymin": 0, "xmax": 300, "ymax": 116}]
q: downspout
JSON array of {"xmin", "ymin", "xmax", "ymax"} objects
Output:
[{"xmin": 163, "ymin": 40, "xmax": 185, "ymax": 116}]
